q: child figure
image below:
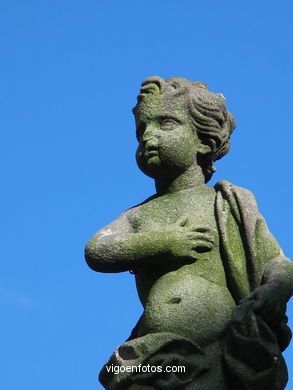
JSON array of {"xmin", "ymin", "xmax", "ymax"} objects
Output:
[{"xmin": 85, "ymin": 76, "xmax": 293, "ymax": 390}]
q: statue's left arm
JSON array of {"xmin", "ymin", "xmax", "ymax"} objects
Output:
[
  {"xmin": 242, "ymin": 213, "xmax": 293, "ymax": 329},
  {"xmin": 215, "ymin": 180, "xmax": 293, "ymax": 330}
]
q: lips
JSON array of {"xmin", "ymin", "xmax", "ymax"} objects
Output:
[{"xmin": 144, "ymin": 148, "xmax": 159, "ymax": 158}]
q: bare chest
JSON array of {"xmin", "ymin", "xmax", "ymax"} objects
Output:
[{"xmin": 132, "ymin": 188, "xmax": 218, "ymax": 235}]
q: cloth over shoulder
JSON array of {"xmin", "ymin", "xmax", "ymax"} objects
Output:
[{"xmin": 215, "ymin": 180, "xmax": 291, "ymax": 351}]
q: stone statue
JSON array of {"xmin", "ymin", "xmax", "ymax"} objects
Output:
[{"xmin": 85, "ymin": 76, "xmax": 293, "ymax": 390}]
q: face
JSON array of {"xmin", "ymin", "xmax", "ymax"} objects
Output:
[{"xmin": 135, "ymin": 94, "xmax": 202, "ymax": 179}]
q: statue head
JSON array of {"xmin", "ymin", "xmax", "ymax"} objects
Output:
[{"xmin": 133, "ymin": 76, "xmax": 235, "ymax": 182}]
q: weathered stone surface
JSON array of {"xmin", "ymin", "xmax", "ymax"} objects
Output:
[{"xmin": 85, "ymin": 76, "xmax": 293, "ymax": 389}]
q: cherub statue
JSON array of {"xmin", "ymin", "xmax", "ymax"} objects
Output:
[{"xmin": 85, "ymin": 76, "xmax": 293, "ymax": 390}]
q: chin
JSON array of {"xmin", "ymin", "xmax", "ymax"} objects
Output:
[
  {"xmin": 136, "ymin": 155, "xmax": 157, "ymax": 175},
  {"xmin": 138, "ymin": 164, "xmax": 162, "ymax": 179}
]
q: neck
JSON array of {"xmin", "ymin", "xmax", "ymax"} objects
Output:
[{"xmin": 155, "ymin": 164, "xmax": 205, "ymax": 195}]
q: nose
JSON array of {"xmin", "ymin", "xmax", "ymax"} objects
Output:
[{"xmin": 142, "ymin": 124, "xmax": 158, "ymax": 146}]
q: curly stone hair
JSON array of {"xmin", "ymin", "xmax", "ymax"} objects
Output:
[{"xmin": 133, "ymin": 76, "xmax": 235, "ymax": 182}]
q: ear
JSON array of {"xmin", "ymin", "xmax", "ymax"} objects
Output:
[{"xmin": 197, "ymin": 143, "xmax": 212, "ymax": 156}]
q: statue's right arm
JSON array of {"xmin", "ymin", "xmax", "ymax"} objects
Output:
[
  {"xmin": 85, "ymin": 212, "xmax": 200, "ymax": 273},
  {"xmin": 85, "ymin": 210, "xmax": 171, "ymax": 273}
]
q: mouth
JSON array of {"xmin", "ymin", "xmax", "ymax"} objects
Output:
[{"xmin": 144, "ymin": 148, "xmax": 159, "ymax": 158}]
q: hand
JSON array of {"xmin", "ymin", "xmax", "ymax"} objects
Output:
[
  {"xmin": 240, "ymin": 283, "xmax": 287, "ymax": 328},
  {"xmin": 165, "ymin": 217, "xmax": 215, "ymax": 262}
]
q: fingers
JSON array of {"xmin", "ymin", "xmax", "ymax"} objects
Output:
[
  {"xmin": 239, "ymin": 295, "xmax": 254, "ymax": 304},
  {"xmin": 191, "ymin": 242, "xmax": 213, "ymax": 253},
  {"xmin": 187, "ymin": 251, "xmax": 198, "ymax": 261},
  {"xmin": 258, "ymin": 305, "xmax": 286, "ymax": 328},
  {"xmin": 251, "ymin": 296, "xmax": 265, "ymax": 313},
  {"xmin": 240, "ymin": 288, "xmax": 287, "ymax": 328},
  {"xmin": 263, "ymin": 308, "xmax": 281, "ymax": 327},
  {"xmin": 175, "ymin": 219, "xmax": 216, "ymax": 253},
  {"xmin": 179, "ymin": 217, "xmax": 189, "ymax": 227},
  {"xmin": 187, "ymin": 231, "xmax": 215, "ymax": 252},
  {"xmin": 240, "ymin": 287, "xmax": 266, "ymax": 312}
]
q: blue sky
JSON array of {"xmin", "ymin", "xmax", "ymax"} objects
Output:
[{"xmin": 0, "ymin": 1, "xmax": 292, "ymax": 389}]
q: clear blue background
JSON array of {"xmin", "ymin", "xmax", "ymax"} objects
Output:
[{"xmin": 0, "ymin": 1, "xmax": 292, "ymax": 389}]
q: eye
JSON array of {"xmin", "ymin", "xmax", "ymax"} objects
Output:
[
  {"xmin": 136, "ymin": 122, "xmax": 146, "ymax": 140},
  {"xmin": 160, "ymin": 118, "xmax": 179, "ymax": 131}
]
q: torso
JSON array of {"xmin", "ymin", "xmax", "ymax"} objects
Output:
[{"xmin": 129, "ymin": 186, "xmax": 235, "ymax": 346}]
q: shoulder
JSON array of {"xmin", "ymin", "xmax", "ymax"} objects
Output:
[
  {"xmin": 215, "ymin": 180, "xmax": 258, "ymax": 209},
  {"xmin": 123, "ymin": 194, "xmax": 157, "ymax": 230},
  {"xmin": 214, "ymin": 180, "xmax": 261, "ymax": 227},
  {"xmin": 215, "ymin": 180, "xmax": 255, "ymax": 200}
]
